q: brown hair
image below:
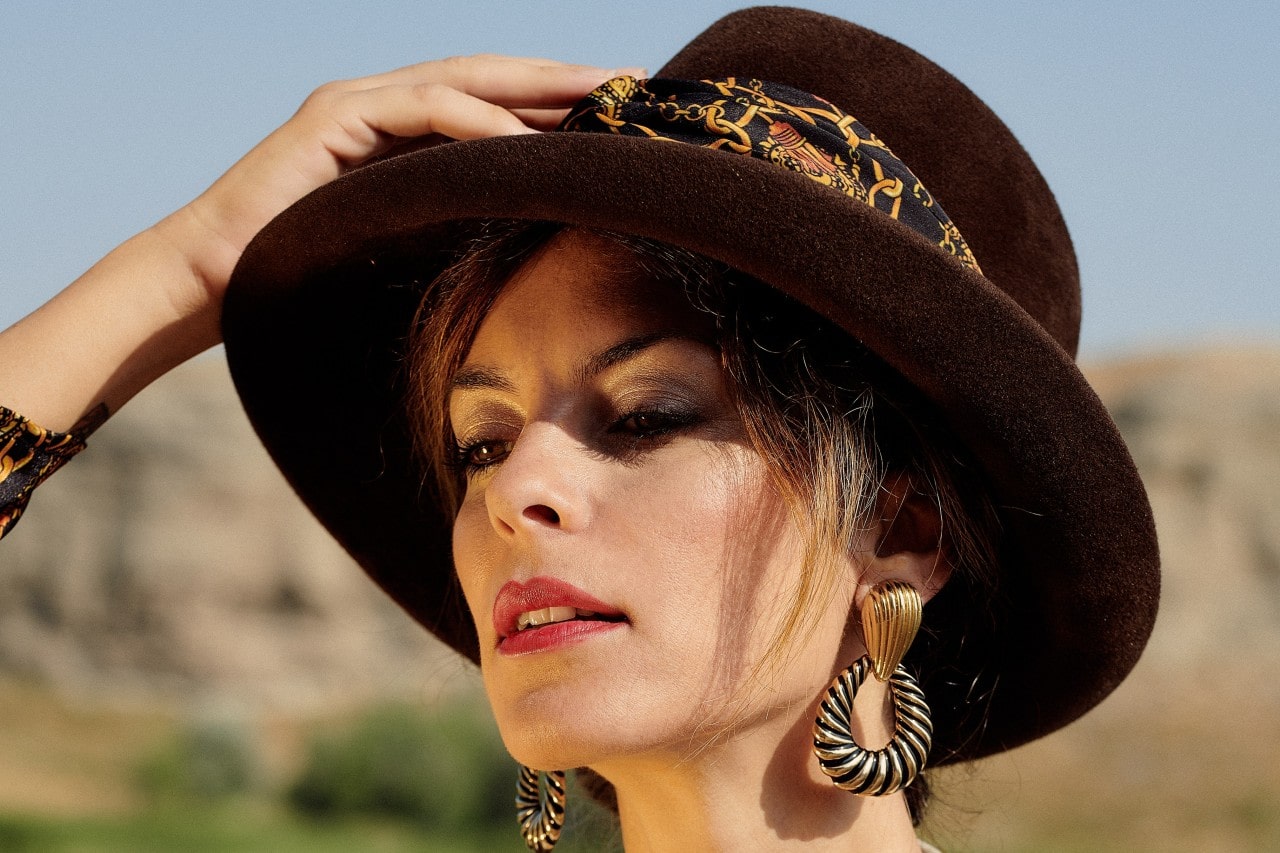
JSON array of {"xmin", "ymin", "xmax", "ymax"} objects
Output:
[{"xmin": 406, "ymin": 220, "xmax": 1002, "ymax": 824}]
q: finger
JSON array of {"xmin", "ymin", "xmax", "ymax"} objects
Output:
[
  {"xmin": 320, "ymin": 83, "xmax": 537, "ymax": 165},
  {"xmin": 444, "ymin": 59, "xmax": 644, "ymax": 108},
  {"xmin": 336, "ymin": 55, "xmax": 639, "ymax": 110},
  {"xmin": 347, "ymin": 54, "xmax": 615, "ymax": 91}
]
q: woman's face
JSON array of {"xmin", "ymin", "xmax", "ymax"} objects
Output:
[{"xmin": 447, "ymin": 232, "xmax": 861, "ymax": 774}]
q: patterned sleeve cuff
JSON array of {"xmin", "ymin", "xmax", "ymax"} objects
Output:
[{"xmin": 0, "ymin": 404, "xmax": 107, "ymax": 538}]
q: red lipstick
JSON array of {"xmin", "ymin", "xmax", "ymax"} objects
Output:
[{"xmin": 493, "ymin": 576, "xmax": 626, "ymax": 655}]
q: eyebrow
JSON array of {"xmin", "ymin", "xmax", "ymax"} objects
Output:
[
  {"xmin": 451, "ymin": 364, "xmax": 515, "ymax": 393},
  {"xmin": 450, "ymin": 330, "xmax": 710, "ymax": 394},
  {"xmin": 575, "ymin": 330, "xmax": 706, "ymax": 385}
]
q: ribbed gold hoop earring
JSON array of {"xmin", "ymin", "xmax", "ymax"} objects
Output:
[
  {"xmin": 813, "ymin": 580, "xmax": 933, "ymax": 796},
  {"xmin": 516, "ymin": 764, "xmax": 566, "ymax": 852}
]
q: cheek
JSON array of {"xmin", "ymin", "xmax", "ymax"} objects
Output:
[
  {"xmin": 626, "ymin": 444, "xmax": 761, "ymax": 552},
  {"xmin": 618, "ymin": 446, "xmax": 796, "ymax": 641},
  {"xmin": 451, "ymin": 492, "xmax": 498, "ymax": 632},
  {"xmin": 650, "ymin": 450, "xmax": 848, "ymax": 683}
]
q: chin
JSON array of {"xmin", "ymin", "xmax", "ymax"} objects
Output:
[
  {"xmin": 490, "ymin": 679, "xmax": 700, "ymax": 772},
  {"xmin": 487, "ymin": 675, "xmax": 604, "ymax": 768},
  {"xmin": 496, "ymin": 708, "xmax": 621, "ymax": 771}
]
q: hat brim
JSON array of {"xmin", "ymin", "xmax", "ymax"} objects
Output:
[{"xmin": 223, "ymin": 7, "xmax": 1159, "ymax": 762}]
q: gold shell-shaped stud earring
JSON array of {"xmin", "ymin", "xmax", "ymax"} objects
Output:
[{"xmin": 861, "ymin": 580, "xmax": 923, "ymax": 682}]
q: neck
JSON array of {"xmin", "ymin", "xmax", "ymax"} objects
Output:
[{"xmin": 592, "ymin": 682, "xmax": 921, "ymax": 852}]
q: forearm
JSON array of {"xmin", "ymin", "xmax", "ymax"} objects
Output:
[
  {"xmin": 0, "ymin": 56, "xmax": 625, "ymax": 434},
  {"xmin": 0, "ymin": 208, "xmax": 224, "ymax": 431}
]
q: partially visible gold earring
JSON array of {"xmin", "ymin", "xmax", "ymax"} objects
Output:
[
  {"xmin": 516, "ymin": 764, "xmax": 566, "ymax": 852},
  {"xmin": 813, "ymin": 580, "xmax": 933, "ymax": 796}
]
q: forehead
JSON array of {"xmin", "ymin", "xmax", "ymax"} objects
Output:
[{"xmin": 467, "ymin": 230, "xmax": 711, "ymax": 354}]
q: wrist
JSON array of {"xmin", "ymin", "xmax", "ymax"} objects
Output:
[
  {"xmin": 150, "ymin": 201, "xmax": 242, "ymax": 313},
  {"xmin": 0, "ymin": 224, "xmax": 225, "ymax": 431},
  {"xmin": 110, "ymin": 222, "xmax": 224, "ymax": 357}
]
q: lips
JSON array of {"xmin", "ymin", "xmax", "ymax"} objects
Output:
[{"xmin": 493, "ymin": 576, "xmax": 627, "ymax": 653}]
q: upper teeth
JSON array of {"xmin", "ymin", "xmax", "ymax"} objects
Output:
[{"xmin": 516, "ymin": 606, "xmax": 597, "ymax": 631}]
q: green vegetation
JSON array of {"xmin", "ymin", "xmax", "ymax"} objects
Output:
[
  {"xmin": 280, "ymin": 700, "xmax": 617, "ymax": 851},
  {"xmin": 0, "ymin": 680, "xmax": 1276, "ymax": 852},
  {"xmin": 0, "ymin": 687, "xmax": 619, "ymax": 852},
  {"xmin": 287, "ymin": 700, "xmax": 515, "ymax": 829},
  {"xmin": 0, "ymin": 807, "xmax": 526, "ymax": 852},
  {"xmin": 136, "ymin": 716, "xmax": 260, "ymax": 803}
]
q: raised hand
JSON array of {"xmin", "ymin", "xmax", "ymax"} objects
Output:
[
  {"xmin": 175, "ymin": 55, "xmax": 637, "ymax": 305},
  {"xmin": 0, "ymin": 56, "xmax": 633, "ymax": 431}
]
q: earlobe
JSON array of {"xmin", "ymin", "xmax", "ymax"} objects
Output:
[{"xmin": 863, "ymin": 549, "xmax": 950, "ymax": 606}]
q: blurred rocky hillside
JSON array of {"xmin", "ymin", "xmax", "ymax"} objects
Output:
[
  {"xmin": 948, "ymin": 347, "xmax": 1280, "ymax": 849},
  {"xmin": 1088, "ymin": 347, "xmax": 1280, "ymax": 684},
  {"xmin": 2, "ymin": 347, "xmax": 1279, "ymax": 730},
  {"xmin": 0, "ymin": 356, "xmax": 469, "ymax": 711}
]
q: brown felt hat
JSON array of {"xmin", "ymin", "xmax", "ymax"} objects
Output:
[{"xmin": 222, "ymin": 6, "xmax": 1159, "ymax": 763}]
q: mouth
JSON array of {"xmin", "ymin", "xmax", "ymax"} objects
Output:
[
  {"xmin": 493, "ymin": 576, "xmax": 628, "ymax": 644},
  {"xmin": 515, "ymin": 606, "xmax": 627, "ymax": 632}
]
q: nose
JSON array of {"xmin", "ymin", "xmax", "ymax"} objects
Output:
[{"xmin": 484, "ymin": 422, "xmax": 588, "ymax": 539}]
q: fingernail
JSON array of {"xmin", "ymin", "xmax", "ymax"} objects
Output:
[{"xmin": 611, "ymin": 66, "xmax": 648, "ymax": 78}]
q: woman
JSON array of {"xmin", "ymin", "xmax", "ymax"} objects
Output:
[{"xmin": 0, "ymin": 7, "xmax": 1159, "ymax": 851}]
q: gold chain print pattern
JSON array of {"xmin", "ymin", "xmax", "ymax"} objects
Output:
[
  {"xmin": 564, "ymin": 76, "xmax": 981, "ymax": 273},
  {"xmin": 0, "ymin": 405, "xmax": 104, "ymax": 537}
]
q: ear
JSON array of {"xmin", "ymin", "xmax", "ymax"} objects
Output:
[{"xmin": 855, "ymin": 471, "xmax": 951, "ymax": 606}]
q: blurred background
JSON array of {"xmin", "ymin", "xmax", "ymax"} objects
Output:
[{"xmin": 2, "ymin": 1, "xmax": 1277, "ymax": 850}]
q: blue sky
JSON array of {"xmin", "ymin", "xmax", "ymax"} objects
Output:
[{"xmin": 2, "ymin": 1, "xmax": 1276, "ymax": 357}]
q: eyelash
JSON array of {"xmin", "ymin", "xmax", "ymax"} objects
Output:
[
  {"xmin": 448, "ymin": 438, "xmax": 513, "ymax": 475},
  {"xmin": 450, "ymin": 405, "xmax": 700, "ymax": 477}
]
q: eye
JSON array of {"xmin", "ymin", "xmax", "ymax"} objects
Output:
[
  {"xmin": 619, "ymin": 411, "xmax": 662, "ymax": 434},
  {"xmin": 452, "ymin": 438, "xmax": 514, "ymax": 475},
  {"xmin": 611, "ymin": 407, "xmax": 699, "ymax": 439}
]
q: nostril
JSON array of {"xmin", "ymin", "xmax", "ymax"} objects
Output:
[{"xmin": 523, "ymin": 504, "xmax": 561, "ymax": 526}]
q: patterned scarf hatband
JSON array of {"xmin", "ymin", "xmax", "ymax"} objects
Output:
[{"xmin": 562, "ymin": 76, "xmax": 981, "ymax": 274}]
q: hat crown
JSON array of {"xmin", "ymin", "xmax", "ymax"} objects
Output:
[{"xmin": 658, "ymin": 6, "xmax": 1081, "ymax": 356}]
